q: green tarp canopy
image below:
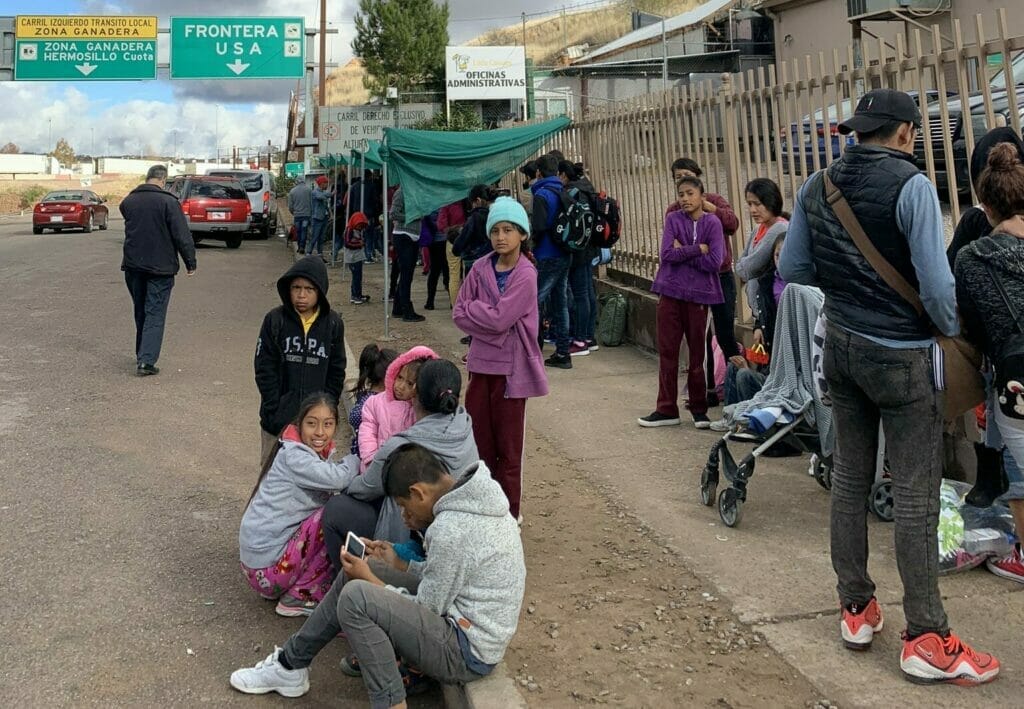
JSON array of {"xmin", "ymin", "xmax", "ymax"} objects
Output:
[
  {"xmin": 352, "ymin": 140, "xmax": 398, "ymax": 186},
  {"xmin": 380, "ymin": 117, "xmax": 571, "ymax": 221},
  {"xmin": 316, "ymin": 154, "xmax": 348, "ymax": 168}
]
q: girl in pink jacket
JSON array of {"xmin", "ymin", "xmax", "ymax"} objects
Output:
[
  {"xmin": 454, "ymin": 197, "xmax": 549, "ymax": 520},
  {"xmin": 357, "ymin": 345, "xmax": 438, "ymax": 471}
]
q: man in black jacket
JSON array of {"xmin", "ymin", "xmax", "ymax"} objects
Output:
[
  {"xmin": 254, "ymin": 256, "xmax": 346, "ymax": 463},
  {"xmin": 120, "ymin": 165, "xmax": 196, "ymax": 376}
]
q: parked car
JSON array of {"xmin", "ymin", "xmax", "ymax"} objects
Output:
[
  {"xmin": 205, "ymin": 169, "xmax": 278, "ymax": 239},
  {"xmin": 166, "ymin": 176, "xmax": 251, "ymax": 249},
  {"xmin": 780, "ymin": 90, "xmax": 950, "ymax": 174},
  {"xmin": 915, "ymin": 51, "xmax": 1024, "ymax": 197},
  {"xmin": 32, "ymin": 189, "xmax": 109, "ymax": 234}
]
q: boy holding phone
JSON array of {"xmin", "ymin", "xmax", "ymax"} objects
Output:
[{"xmin": 230, "ymin": 444, "xmax": 526, "ymax": 707}]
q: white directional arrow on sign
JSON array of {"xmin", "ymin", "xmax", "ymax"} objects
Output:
[
  {"xmin": 76, "ymin": 62, "xmax": 97, "ymax": 76},
  {"xmin": 226, "ymin": 59, "xmax": 250, "ymax": 75}
]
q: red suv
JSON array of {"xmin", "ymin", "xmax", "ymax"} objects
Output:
[{"xmin": 167, "ymin": 176, "xmax": 251, "ymax": 249}]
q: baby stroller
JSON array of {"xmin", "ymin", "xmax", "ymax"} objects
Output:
[{"xmin": 700, "ymin": 285, "xmax": 836, "ymax": 527}]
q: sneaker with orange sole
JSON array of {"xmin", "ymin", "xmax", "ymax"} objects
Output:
[
  {"xmin": 900, "ymin": 631, "xmax": 1000, "ymax": 685},
  {"xmin": 840, "ymin": 597, "xmax": 884, "ymax": 650}
]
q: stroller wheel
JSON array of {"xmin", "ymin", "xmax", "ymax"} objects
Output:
[
  {"xmin": 718, "ymin": 487, "xmax": 743, "ymax": 527},
  {"xmin": 700, "ymin": 466, "xmax": 718, "ymax": 507},
  {"xmin": 869, "ymin": 480, "xmax": 894, "ymax": 522},
  {"xmin": 811, "ymin": 455, "xmax": 833, "ymax": 491}
]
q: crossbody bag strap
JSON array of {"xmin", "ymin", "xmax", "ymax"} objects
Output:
[
  {"xmin": 821, "ymin": 171, "xmax": 926, "ymax": 319},
  {"xmin": 985, "ymin": 262, "xmax": 1024, "ymax": 334}
]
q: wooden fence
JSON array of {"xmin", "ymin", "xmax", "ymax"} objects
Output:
[{"xmin": 528, "ymin": 10, "xmax": 1023, "ymax": 286}]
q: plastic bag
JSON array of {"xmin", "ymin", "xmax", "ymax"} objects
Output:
[{"xmin": 938, "ymin": 479, "xmax": 1018, "ymax": 574}]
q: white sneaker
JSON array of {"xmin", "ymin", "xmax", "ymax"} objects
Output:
[
  {"xmin": 230, "ymin": 647, "xmax": 310, "ymax": 698},
  {"xmin": 709, "ymin": 419, "xmax": 731, "ymax": 432}
]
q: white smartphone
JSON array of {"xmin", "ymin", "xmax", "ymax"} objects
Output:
[{"xmin": 345, "ymin": 531, "xmax": 366, "ymax": 559}]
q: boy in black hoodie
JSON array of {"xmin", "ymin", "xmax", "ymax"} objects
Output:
[{"xmin": 255, "ymin": 256, "xmax": 346, "ymax": 463}]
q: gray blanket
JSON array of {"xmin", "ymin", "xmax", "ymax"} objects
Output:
[{"xmin": 725, "ymin": 283, "xmax": 834, "ymax": 457}]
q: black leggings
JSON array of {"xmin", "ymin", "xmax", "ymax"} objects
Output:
[
  {"xmin": 425, "ymin": 241, "xmax": 450, "ymax": 307},
  {"xmin": 321, "ymin": 493, "xmax": 383, "ymax": 576}
]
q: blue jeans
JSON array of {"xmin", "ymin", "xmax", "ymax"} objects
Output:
[
  {"xmin": 724, "ymin": 364, "xmax": 766, "ymax": 406},
  {"xmin": 293, "ymin": 216, "xmax": 310, "ymax": 252},
  {"xmin": 307, "ymin": 219, "xmax": 326, "ymax": 255},
  {"xmin": 348, "ymin": 262, "xmax": 364, "ymax": 300},
  {"xmin": 536, "ymin": 255, "xmax": 571, "ymax": 355},
  {"xmin": 124, "ymin": 269, "xmax": 174, "ymax": 367},
  {"xmin": 569, "ymin": 259, "xmax": 597, "ymax": 343},
  {"xmin": 364, "ymin": 224, "xmax": 380, "ymax": 260}
]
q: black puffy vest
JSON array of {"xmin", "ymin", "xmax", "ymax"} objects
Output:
[{"xmin": 803, "ymin": 145, "xmax": 932, "ymax": 341}]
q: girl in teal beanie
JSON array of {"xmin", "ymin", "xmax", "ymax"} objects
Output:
[{"xmin": 454, "ymin": 196, "xmax": 549, "ymax": 520}]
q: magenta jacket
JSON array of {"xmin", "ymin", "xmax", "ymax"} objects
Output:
[
  {"xmin": 651, "ymin": 210, "xmax": 725, "ymax": 305},
  {"xmin": 453, "ymin": 255, "xmax": 549, "ymax": 400}
]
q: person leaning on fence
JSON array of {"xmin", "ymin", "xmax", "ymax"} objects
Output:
[
  {"xmin": 666, "ymin": 158, "xmax": 741, "ymax": 391},
  {"xmin": 778, "ymin": 88, "xmax": 999, "ymax": 685},
  {"xmin": 638, "ymin": 175, "xmax": 725, "ymax": 430}
]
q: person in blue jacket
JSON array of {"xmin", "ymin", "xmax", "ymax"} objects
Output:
[{"xmin": 530, "ymin": 154, "xmax": 573, "ymax": 370}]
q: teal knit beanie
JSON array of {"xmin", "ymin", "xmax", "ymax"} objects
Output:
[{"xmin": 485, "ymin": 196, "xmax": 530, "ymax": 237}]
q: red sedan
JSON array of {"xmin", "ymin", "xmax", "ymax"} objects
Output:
[{"xmin": 33, "ymin": 189, "xmax": 109, "ymax": 234}]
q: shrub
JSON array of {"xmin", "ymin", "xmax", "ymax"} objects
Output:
[{"xmin": 19, "ymin": 185, "xmax": 47, "ymax": 209}]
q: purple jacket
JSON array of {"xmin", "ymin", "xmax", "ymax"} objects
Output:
[
  {"xmin": 651, "ymin": 210, "xmax": 725, "ymax": 305},
  {"xmin": 453, "ymin": 255, "xmax": 549, "ymax": 400}
]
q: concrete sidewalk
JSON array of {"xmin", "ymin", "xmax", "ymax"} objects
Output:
[{"xmin": 330, "ymin": 254, "xmax": 1022, "ymax": 707}]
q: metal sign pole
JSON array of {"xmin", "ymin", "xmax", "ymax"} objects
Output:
[
  {"xmin": 330, "ymin": 161, "xmax": 339, "ymax": 268},
  {"xmin": 382, "ymin": 160, "xmax": 391, "ymax": 339}
]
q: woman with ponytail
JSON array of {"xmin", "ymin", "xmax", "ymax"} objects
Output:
[
  {"xmin": 956, "ymin": 141, "xmax": 1024, "ymax": 584},
  {"xmin": 320, "ymin": 359, "xmax": 479, "ymax": 567}
]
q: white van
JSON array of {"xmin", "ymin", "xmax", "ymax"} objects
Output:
[{"xmin": 205, "ymin": 169, "xmax": 279, "ymax": 238}]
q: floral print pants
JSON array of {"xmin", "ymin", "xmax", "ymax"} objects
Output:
[{"xmin": 242, "ymin": 508, "xmax": 332, "ymax": 603}]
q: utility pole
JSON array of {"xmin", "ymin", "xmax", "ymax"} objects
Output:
[
  {"xmin": 318, "ymin": 0, "xmax": 327, "ymax": 107},
  {"xmin": 662, "ymin": 17, "xmax": 668, "ymax": 91},
  {"xmin": 521, "ymin": 13, "xmax": 527, "ymax": 50},
  {"xmin": 562, "ymin": 6, "xmax": 567, "ymax": 54}
]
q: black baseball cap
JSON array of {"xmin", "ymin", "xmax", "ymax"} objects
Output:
[{"xmin": 837, "ymin": 89, "xmax": 922, "ymax": 135}]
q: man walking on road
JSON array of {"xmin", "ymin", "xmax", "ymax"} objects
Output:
[
  {"xmin": 779, "ymin": 89, "xmax": 999, "ymax": 685},
  {"xmin": 120, "ymin": 164, "xmax": 196, "ymax": 377},
  {"xmin": 288, "ymin": 176, "xmax": 313, "ymax": 253}
]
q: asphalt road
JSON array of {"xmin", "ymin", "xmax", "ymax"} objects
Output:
[{"xmin": 0, "ymin": 215, "xmax": 441, "ymax": 707}]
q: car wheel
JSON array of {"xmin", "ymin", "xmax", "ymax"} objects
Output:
[
  {"xmin": 32, "ymin": 225, "xmax": 43, "ymax": 234},
  {"xmin": 99, "ymin": 215, "xmax": 108, "ymax": 230},
  {"xmin": 259, "ymin": 222, "xmax": 271, "ymax": 239},
  {"xmin": 226, "ymin": 236, "xmax": 242, "ymax": 249},
  {"xmin": 83, "ymin": 212, "xmax": 94, "ymax": 233},
  {"xmin": 192, "ymin": 234, "xmax": 203, "ymax": 246}
]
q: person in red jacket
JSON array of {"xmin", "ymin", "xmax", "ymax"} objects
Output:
[
  {"xmin": 667, "ymin": 158, "xmax": 741, "ymax": 403},
  {"xmin": 438, "ymin": 198, "xmax": 469, "ymax": 306}
]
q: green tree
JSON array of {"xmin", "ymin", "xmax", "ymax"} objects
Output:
[
  {"xmin": 49, "ymin": 138, "xmax": 75, "ymax": 166},
  {"xmin": 352, "ymin": 0, "xmax": 449, "ymax": 99},
  {"xmin": 412, "ymin": 103, "xmax": 482, "ymax": 132}
]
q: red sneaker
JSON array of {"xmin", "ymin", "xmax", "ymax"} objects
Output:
[
  {"xmin": 840, "ymin": 597, "xmax": 884, "ymax": 650},
  {"xmin": 900, "ymin": 631, "xmax": 1000, "ymax": 685},
  {"xmin": 986, "ymin": 544, "xmax": 1024, "ymax": 583}
]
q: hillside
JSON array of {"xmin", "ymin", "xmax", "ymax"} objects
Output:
[{"xmin": 325, "ymin": 0, "xmax": 700, "ymax": 104}]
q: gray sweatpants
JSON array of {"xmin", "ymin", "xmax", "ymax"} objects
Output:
[{"xmin": 282, "ymin": 560, "xmax": 481, "ymax": 708}]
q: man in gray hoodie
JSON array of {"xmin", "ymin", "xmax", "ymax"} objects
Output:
[{"xmin": 229, "ymin": 445, "xmax": 526, "ymax": 706}]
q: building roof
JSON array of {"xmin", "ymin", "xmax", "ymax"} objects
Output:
[{"xmin": 574, "ymin": 0, "xmax": 737, "ymax": 64}]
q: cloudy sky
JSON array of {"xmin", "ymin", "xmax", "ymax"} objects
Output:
[{"xmin": 0, "ymin": 0, "xmax": 567, "ymax": 158}]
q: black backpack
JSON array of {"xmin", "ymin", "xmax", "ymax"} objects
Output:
[
  {"xmin": 987, "ymin": 264, "xmax": 1024, "ymax": 420},
  {"xmin": 545, "ymin": 186, "xmax": 594, "ymax": 252},
  {"xmin": 591, "ymin": 190, "xmax": 621, "ymax": 248}
]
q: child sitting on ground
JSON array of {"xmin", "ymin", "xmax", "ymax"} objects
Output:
[
  {"xmin": 229, "ymin": 443, "xmax": 526, "ymax": 704},
  {"xmin": 348, "ymin": 344, "xmax": 398, "ymax": 459},
  {"xmin": 358, "ymin": 345, "xmax": 438, "ymax": 472},
  {"xmin": 239, "ymin": 394, "xmax": 361, "ymax": 618}
]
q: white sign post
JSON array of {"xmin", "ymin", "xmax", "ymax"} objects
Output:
[
  {"xmin": 317, "ymin": 104, "xmax": 440, "ymax": 155},
  {"xmin": 444, "ymin": 46, "xmax": 527, "ymax": 102}
]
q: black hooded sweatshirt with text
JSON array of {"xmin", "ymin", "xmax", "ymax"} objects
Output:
[{"xmin": 254, "ymin": 256, "xmax": 346, "ymax": 435}]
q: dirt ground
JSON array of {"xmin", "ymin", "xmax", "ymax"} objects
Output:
[
  {"xmin": 0, "ymin": 174, "xmax": 143, "ymax": 214},
  {"xmin": 336, "ymin": 259, "xmax": 826, "ymax": 709}
]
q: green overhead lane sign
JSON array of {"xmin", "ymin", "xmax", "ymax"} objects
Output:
[
  {"xmin": 14, "ymin": 15, "xmax": 158, "ymax": 81},
  {"xmin": 170, "ymin": 17, "xmax": 305, "ymax": 80}
]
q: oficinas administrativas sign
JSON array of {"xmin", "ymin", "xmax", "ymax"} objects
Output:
[{"xmin": 444, "ymin": 46, "xmax": 527, "ymax": 102}]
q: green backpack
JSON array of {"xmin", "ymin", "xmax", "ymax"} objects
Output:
[{"xmin": 597, "ymin": 292, "xmax": 627, "ymax": 347}]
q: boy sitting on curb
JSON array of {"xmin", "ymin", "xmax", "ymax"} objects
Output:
[{"xmin": 229, "ymin": 443, "xmax": 526, "ymax": 708}]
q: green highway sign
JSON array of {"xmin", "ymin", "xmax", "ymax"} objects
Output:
[
  {"xmin": 284, "ymin": 162, "xmax": 304, "ymax": 178},
  {"xmin": 170, "ymin": 17, "xmax": 305, "ymax": 80},
  {"xmin": 14, "ymin": 15, "xmax": 158, "ymax": 81}
]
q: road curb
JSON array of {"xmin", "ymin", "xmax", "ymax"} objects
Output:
[{"xmin": 442, "ymin": 663, "xmax": 528, "ymax": 709}]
